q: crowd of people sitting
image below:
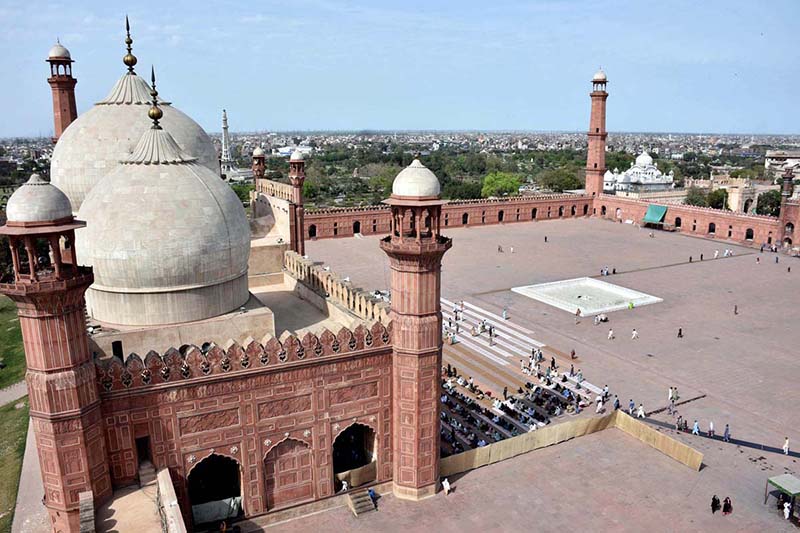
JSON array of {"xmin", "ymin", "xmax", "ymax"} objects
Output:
[{"xmin": 440, "ymin": 361, "xmax": 595, "ymax": 456}]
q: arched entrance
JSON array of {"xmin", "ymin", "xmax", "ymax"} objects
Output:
[
  {"xmin": 743, "ymin": 198, "xmax": 753, "ymax": 213},
  {"xmin": 615, "ymin": 208, "xmax": 622, "ymax": 220},
  {"xmin": 571, "ymin": 205, "xmax": 577, "ymax": 216},
  {"xmin": 462, "ymin": 213, "xmax": 469, "ymax": 225},
  {"xmin": 558, "ymin": 206, "xmax": 564, "ymax": 217},
  {"xmin": 745, "ymin": 228, "xmax": 754, "ymax": 241},
  {"xmin": 332, "ymin": 423, "xmax": 376, "ymax": 492},
  {"xmin": 708, "ymin": 222, "xmax": 716, "ymax": 235},
  {"xmin": 498, "ymin": 210, "xmax": 504, "ymax": 222},
  {"xmin": 308, "ymin": 224, "xmax": 317, "ymax": 238},
  {"xmin": 531, "ymin": 208, "xmax": 538, "ymax": 220},
  {"xmin": 583, "ymin": 204, "xmax": 588, "ymax": 215},
  {"xmin": 674, "ymin": 217, "xmax": 682, "ymax": 228},
  {"xmin": 600, "ymin": 205, "xmax": 607, "ymax": 216},
  {"xmin": 188, "ymin": 454, "xmax": 243, "ymax": 526},
  {"xmin": 786, "ymin": 222, "xmax": 795, "ymax": 236},
  {"xmin": 784, "ymin": 237, "xmax": 793, "ymax": 246},
  {"xmin": 353, "ymin": 220, "xmax": 361, "ymax": 234},
  {"xmin": 264, "ymin": 439, "xmax": 314, "ymax": 511}
]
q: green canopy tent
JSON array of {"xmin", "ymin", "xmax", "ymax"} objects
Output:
[
  {"xmin": 765, "ymin": 473, "xmax": 800, "ymax": 518},
  {"xmin": 642, "ymin": 204, "xmax": 668, "ymax": 226}
]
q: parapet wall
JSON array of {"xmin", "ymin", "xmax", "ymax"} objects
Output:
[
  {"xmin": 255, "ymin": 178, "xmax": 293, "ymax": 202},
  {"xmin": 283, "ymin": 250, "xmax": 391, "ymax": 323},
  {"xmin": 304, "ymin": 194, "xmax": 594, "ymax": 239}
]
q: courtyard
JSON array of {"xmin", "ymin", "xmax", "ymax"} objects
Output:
[{"xmin": 304, "ymin": 217, "xmax": 800, "ymax": 530}]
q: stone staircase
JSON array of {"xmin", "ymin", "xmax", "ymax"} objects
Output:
[
  {"xmin": 138, "ymin": 460, "xmax": 156, "ymax": 488},
  {"xmin": 347, "ymin": 489, "xmax": 376, "ymax": 517}
]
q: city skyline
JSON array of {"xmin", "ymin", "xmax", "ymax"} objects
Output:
[{"xmin": 2, "ymin": 0, "xmax": 799, "ymax": 137}]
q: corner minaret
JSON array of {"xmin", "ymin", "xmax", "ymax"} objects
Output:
[
  {"xmin": 0, "ymin": 175, "xmax": 111, "ymax": 532},
  {"xmin": 585, "ymin": 68, "xmax": 608, "ymax": 198},
  {"xmin": 251, "ymin": 147, "xmax": 266, "ymax": 180},
  {"xmin": 289, "ymin": 150, "xmax": 306, "ymax": 256},
  {"xmin": 220, "ymin": 109, "xmax": 235, "ymax": 179},
  {"xmin": 779, "ymin": 167, "xmax": 795, "ymax": 245},
  {"xmin": 47, "ymin": 40, "xmax": 78, "ymax": 143},
  {"xmin": 379, "ymin": 159, "xmax": 452, "ymax": 501}
]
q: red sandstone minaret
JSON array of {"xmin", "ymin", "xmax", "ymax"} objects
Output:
[
  {"xmin": 47, "ymin": 41, "xmax": 78, "ymax": 143},
  {"xmin": 380, "ymin": 159, "xmax": 452, "ymax": 500},
  {"xmin": 779, "ymin": 167, "xmax": 795, "ymax": 245},
  {"xmin": 0, "ymin": 175, "xmax": 111, "ymax": 532},
  {"xmin": 252, "ymin": 147, "xmax": 266, "ymax": 180},
  {"xmin": 289, "ymin": 150, "xmax": 306, "ymax": 256},
  {"xmin": 585, "ymin": 68, "xmax": 608, "ymax": 198}
]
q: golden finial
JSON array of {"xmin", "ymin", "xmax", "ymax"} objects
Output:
[
  {"xmin": 123, "ymin": 15, "xmax": 137, "ymax": 73},
  {"xmin": 148, "ymin": 66, "xmax": 163, "ymax": 129}
]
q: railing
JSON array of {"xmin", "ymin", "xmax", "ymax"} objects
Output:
[
  {"xmin": 284, "ymin": 251, "xmax": 391, "ymax": 323},
  {"xmin": 156, "ymin": 469, "xmax": 187, "ymax": 533},
  {"xmin": 255, "ymin": 178, "xmax": 294, "ymax": 202}
]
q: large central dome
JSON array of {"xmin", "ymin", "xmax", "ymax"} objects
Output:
[
  {"xmin": 77, "ymin": 114, "xmax": 250, "ymax": 326},
  {"xmin": 51, "ymin": 33, "xmax": 218, "ymax": 212}
]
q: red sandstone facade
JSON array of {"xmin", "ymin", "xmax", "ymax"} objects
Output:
[{"xmin": 585, "ymin": 72, "xmax": 608, "ymax": 197}]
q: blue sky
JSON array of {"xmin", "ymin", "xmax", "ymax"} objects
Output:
[{"xmin": 2, "ymin": 0, "xmax": 799, "ymax": 137}]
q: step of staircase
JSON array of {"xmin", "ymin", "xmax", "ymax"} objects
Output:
[
  {"xmin": 347, "ymin": 490, "xmax": 376, "ymax": 517},
  {"xmin": 138, "ymin": 460, "xmax": 157, "ymax": 488}
]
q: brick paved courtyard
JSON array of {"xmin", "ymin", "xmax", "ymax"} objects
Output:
[{"xmin": 302, "ymin": 218, "xmax": 800, "ymax": 531}]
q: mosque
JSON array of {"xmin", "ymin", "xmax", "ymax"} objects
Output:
[{"xmin": 3, "ymin": 21, "xmax": 800, "ymax": 533}]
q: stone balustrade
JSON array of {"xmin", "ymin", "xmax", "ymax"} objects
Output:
[
  {"xmin": 283, "ymin": 250, "xmax": 391, "ymax": 323},
  {"xmin": 255, "ymin": 178, "xmax": 294, "ymax": 202}
]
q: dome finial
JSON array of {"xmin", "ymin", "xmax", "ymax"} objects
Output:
[
  {"xmin": 148, "ymin": 66, "xmax": 163, "ymax": 129},
  {"xmin": 123, "ymin": 15, "xmax": 137, "ymax": 73}
]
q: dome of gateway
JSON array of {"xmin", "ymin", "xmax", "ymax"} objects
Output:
[
  {"xmin": 51, "ymin": 34, "xmax": 218, "ymax": 213},
  {"xmin": 48, "ymin": 42, "xmax": 71, "ymax": 60},
  {"xmin": 635, "ymin": 151, "xmax": 654, "ymax": 167},
  {"xmin": 76, "ymin": 113, "xmax": 250, "ymax": 327},
  {"xmin": 391, "ymin": 159, "xmax": 441, "ymax": 198}
]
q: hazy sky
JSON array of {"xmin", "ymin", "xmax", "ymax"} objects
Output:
[{"xmin": 2, "ymin": 0, "xmax": 799, "ymax": 137}]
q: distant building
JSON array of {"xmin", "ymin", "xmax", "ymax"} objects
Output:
[
  {"xmin": 765, "ymin": 150, "xmax": 800, "ymax": 179},
  {"xmin": 603, "ymin": 151, "xmax": 674, "ymax": 193}
]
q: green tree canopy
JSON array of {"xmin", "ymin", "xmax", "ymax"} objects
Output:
[
  {"xmin": 706, "ymin": 189, "xmax": 728, "ymax": 210},
  {"xmin": 755, "ymin": 189, "xmax": 781, "ymax": 217},
  {"xmin": 481, "ymin": 172, "xmax": 521, "ymax": 198},
  {"xmin": 535, "ymin": 168, "xmax": 582, "ymax": 193},
  {"xmin": 684, "ymin": 186, "xmax": 708, "ymax": 207}
]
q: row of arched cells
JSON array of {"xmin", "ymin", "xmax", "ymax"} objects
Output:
[
  {"xmin": 307, "ymin": 204, "xmax": 590, "ymax": 238},
  {"xmin": 599, "ymin": 205, "xmax": 793, "ymax": 245},
  {"xmin": 186, "ymin": 423, "xmax": 376, "ymax": 526}
]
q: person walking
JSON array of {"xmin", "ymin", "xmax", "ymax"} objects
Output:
[
  {"xmin": 442, "ymin": 477, "xmax": 451, "ymax": 495},
  {"xmin": 711, "ymin": 495, "xmax": 721, "ymax": 514},
  {"xmin": 636, "ymin": 404, "xmax": 646, "ymax": 418},
  {"xmin": 708, "ymin": 421, "xmax": 714, "ymax": 438},
  {"xmin": 723, "ymin": 424, "xmax": 731, "ymax": 443},
  {"xmin": 631, "ymin": 328, "xmax": 639, "ymax": 340},
  {"xmin": 734, "ymin": 304, "xmax": 738, "ymax": 315},
  {"xmin": 668, "ymin": 386, "xmax": 674, "ymax": 403},
  {"xmin": 784, "ymin": 501, "xmax": 791, "ymax": 520},
  {"xmin": 677, "ymin": 327, "xmax": 683, "ymax": 338},
  {"xmin": 608, "ymin": 328, "xmax": 615, "ymax": 340},
  {"xmin": 628, "ymin": 399, "xmax": 635, "ymax": 415},
  {"xmin": 783, "ymin": 437, "xmax": 790, "ymax": 455},
  {"xmin": 574, "ymin": 308, "xmax": 581, "ymax": 325},
  {"xmin": 722, "ymin": 497, "xmax": 733, "ymax": 515},
  {"xmin": 502, "ymin": 307, "xmax": 508, "ymax": 320},
  {"xmin": 714, "ymin": 250, "xmax": 719, "ymax": 259},
  {"xmin": 700, "ymin": 253, "xmax": 704, "ymax": 261},
  {"xmin": 776, "ymin": 256, "xmax": 779, "ymax": 264},
  {"xmin": 613, "ymin": 395, "xmax": 620, "ymax": 410},
  {"xmin": 544, "ymin": 236, "xmax": 548, "ymax": 243},
  {"xmin": 692, "ymin": 420, "xmax": 700, "ymax": 435}
]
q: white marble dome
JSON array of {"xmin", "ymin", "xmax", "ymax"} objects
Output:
[
  {"xmin": 6, "ymin": 174, "xmax": 72, "ymax": 223},
  {"xmin": 252, "ymin": 147, "xmax": 265, "ymax": 157},
  {"xmin": 592, "ymin": 69, "xmax": 607, "ymax": 82},
  {"xmin": 290, "ymin": 150, "xmax": 304, "ymax": 162},
  {"xmin": 77, "ymin": 126, "xmax": 250, "ymax": 327},
  {"xmin": 635, "ymin": 151, "xmax": 654, "ymax": 167},
  {"xmin": 392, "ymin": 159, "xmax": 441, "ymax": 198},
  {"xmin": 51, "ymin": 72, "xmax": 219, "ymax": 212},
  {"xmin": 48, "ymin": 42, "xmax": 71, "ymax": 59}
]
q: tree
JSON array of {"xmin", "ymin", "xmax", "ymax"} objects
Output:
[
  {"xmin": 481, "ymin": 172, "xmax": 521, "ymax": 198},
  {"xmin": 442, "ymin": 180, "xmax": 482, "ymax": 200},
  {"xmin": 535, "ymin": 168, "xmax": 582, "ymax": 192},
  {"xmin": 684, "ymin": 187, "xmax": 707, "ymax": 207},
  {"xmin": 755, "ymin": 189, "xmax": 781, "ymax": 217},
  {"xmin": 230, "ymin": 184, "xmax": 253, "ymax": 204},
  {"xmin": 707, "ymin": 189, "xmax": 728, "ymax": 210}
]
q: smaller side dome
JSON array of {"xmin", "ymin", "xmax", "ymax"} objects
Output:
[
  {"xmin": 6, "ymin": 174, "xmax": 73, "ymax": 223},
  {"xmin": 392, "ymin": 159, "xmax": 441, "ymax": 198},
  {"xmin": 252, "ymin": 147, "xmax": 265, "ymax": 157},
  {"xmin": 592, "ymin": 68, "xmax": 607, "ymax": 82},
  {"xmin": 48, "ymin": 42, "xmax": 71, "ymax": 60},
  {"xmin": 290, "ymin": 150, "xmax": 304, "ymax": 162}
]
